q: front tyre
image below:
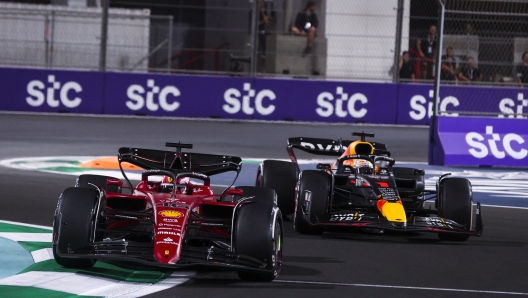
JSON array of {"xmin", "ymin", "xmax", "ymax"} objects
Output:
[
  {"xmin": 234, "ymin": 187, "xmax": 283, "ymax": 281},
  {"xmin": 437, "ymin": 177, "xmax": 472, "ymax": 242},
  {"xmin": 294, "ymin": 170, "xmax": 329, "ymax": 235},
  {"xmin": 53, "ymin": 187, "xmax": 100, "ymax": 268}
]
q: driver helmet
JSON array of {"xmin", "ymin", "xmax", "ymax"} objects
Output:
[
  {"xmin": 159, "ymin": 175, "xmax": 174, "ymax": 193},
  {"xmin": 353, "ymin": 159, "xmax": 374, "ymax": 175}
]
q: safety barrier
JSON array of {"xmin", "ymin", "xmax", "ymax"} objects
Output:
[
  {"xmin": 1, "ymin": 67, "xmax": 527, "ymax": 126},
  {"xmin": 429, "ymin": 116, "xmax": 528, "ymax": 167}
]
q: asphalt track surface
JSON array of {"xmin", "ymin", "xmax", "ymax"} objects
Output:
[{"xmin": 1, "ymin": 113, "xmax": 528, "ymax": 297}]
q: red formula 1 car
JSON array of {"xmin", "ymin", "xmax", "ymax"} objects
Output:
[
  {"xmin": 53, "ymin": 142, "xmax": 283, "ymax": 281},
  {"xmin": 256, "ymin": 132, "xmax": 483, "ymax": 241}
]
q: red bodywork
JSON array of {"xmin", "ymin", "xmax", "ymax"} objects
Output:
[{"xmin": 102, "ymin": 173, "xmax": 240, "ymax": 266}]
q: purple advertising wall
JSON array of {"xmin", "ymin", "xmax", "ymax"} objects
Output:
[
  {"xmin": 397, "ymin": 83, "xmax": 528, "ymax": 125},
  {"xmin": 0, "ymin": 68, "xmax": 104, "ymax": 114},
  {"xmin": 103, "ymin": 72, "xmax": 398, "ymax": 124},
  {"xmin": 2, "ymin": 67, "xmax": 527, "ymax": 167},
  {"xmin": 429, "ymin": 116, "xmax": 528, "ymax": 167},
  {"xmin": 0, "ymin": 66, "xmax": 526, "ymax": 126}
]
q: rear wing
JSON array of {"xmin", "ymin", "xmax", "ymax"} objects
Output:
[
  {"xmin": 118, "ymin": 147, "xmax": 242, "ymax": 176},
  {"xmin": 286, "ymin": 137, "xmax": 390, "ymax": 164}
]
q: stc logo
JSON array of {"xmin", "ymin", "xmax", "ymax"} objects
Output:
[
  {"xmin": 316, "ymin": 87, "xmax": 368, "ymax": 118},
  {"xmin": 466, "ymin": 126, "xmax": 527, "ymax": 159},
  {"xmin": 498, "ymin": 93, "xmax": 528, "ymax": 118},
  {"xmin": 223, "ymin": 83, "xmax": 276, "ymax": 115},
  {"xmin": 126, "ymin": 79, "xmax": 181, "ymax": 112},
  {"xmin": 26, "ymin": 75, "xmax": 82, "ymax": 108},
  {"xmin": 409, "ymin": 90, "xmax": 459, "ymax": 120}
]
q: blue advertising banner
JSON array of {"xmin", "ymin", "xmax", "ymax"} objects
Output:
[
  {"xmin": 0, "ymin": 67, "xmax": 104, "ymax": 114},
  {"xmin": 397, "ymin": 83, "xmax": 528, "ymax": 125},
  {"xmin": 0, "ymin": 66, "xmax": 526, "ymax": 128},
  {"xmin": 430, "ymin": 116, "xmax": 528, "ymax": 167},
  {"xmin": 255, "ymin": 78, "xmax": 398, "ymax": 124},
  {"xmin": 103, "ymin": 73, "xmax": 398, "ymax": 124}
]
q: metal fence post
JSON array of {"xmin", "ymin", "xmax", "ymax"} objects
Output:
[
  {"xmin": 249, "ymin": 0, "xmax": 258, "ymax": 77},
  {"xmin": 167, "ymin": 15, "xmax": 173, "ymax": 73},
  {"xmin": 99, "ymin": 0, "xmax": 109, "ymax": 71},
  {"xmin": 393, "ymin": 0, "xmax": 404, "ymax": 83},
  {"xmin": 45, "ymin": 13, "xmax": 49, "ymax": 67},
  {"xmin": 429, "ymin": 0, "xmax": 445, "ymax": 165},
  {"xmin": 432, "ymin": 0, "xmax": 445, "ymax": 118},
  {"xmin": 50, "ymin": 10, "xmax": 55, "ymax": 67}
]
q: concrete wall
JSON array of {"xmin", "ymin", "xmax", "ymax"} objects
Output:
[
  {"xmin": 0, "ymin": 2, "xmax": 150, "ymax": 71},
  {"xmin": 325, "ymin": 0, "xmax": 410, "ymax": 81}
]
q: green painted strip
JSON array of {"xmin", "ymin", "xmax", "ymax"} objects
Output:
[
  {"xmin": 0, "ymin": 223, "xmax": 52, "ymax": 234},
  {"xmin": 241, "ymin": 158, "xmax": 263, "ymax": 164},
  {"xmin": 37, "ymin": 167, "xmax": 93, "ymax": 173},
  {"xmin": 0, "ymin": 285, "xmax": 100, "ymax": 298},
  {"xmin": 20, "ymin": 259, "xmax": 174, "ymax": 284},
  {"xmin": 18, "ymin": 242, "xmax": 53, "ymax": 253},
  {"xmin": 13, "ymin": 160, "xmax": 81, "ymax": 165}
]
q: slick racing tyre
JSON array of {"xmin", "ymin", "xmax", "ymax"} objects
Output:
[
  {"xmin": 76, "ymin": 174, "xmax": 121, "ymax": 194},
  {"xmin": 257, "ymin": 160, "xmax": 298, "ymax": 216},
  {"xmin": 53, "ymin": 187, "xmax": 100, "ymax": 268},
  {"xmin": 234, "ymin": 187, "xmax": 283, "ymax": 282},
  {"xmin": 294, "ymin": 170, "xmax": 329, "ymax": 235},
  {"xmin": 437, "ymin": 177, "xmax": 473, "ymax": 242}
]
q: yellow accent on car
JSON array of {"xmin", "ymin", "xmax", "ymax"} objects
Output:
[
  {"xmin": 158, "ymin": 210, "xmax": 184, "ymax": 218},
  {"xmin": 380, "ymin": 202, "xmax": 407, "ymax": 223},
  {"xmin": 347, "ymin": 141, "xmax": 374, "ymax": 155}
]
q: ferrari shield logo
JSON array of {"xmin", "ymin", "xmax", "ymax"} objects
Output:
[{"xmin": 158, "ymin": 210, "xmax": 184, "ymax": 218}]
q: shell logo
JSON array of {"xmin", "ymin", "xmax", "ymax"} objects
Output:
[{"xmin": 158, "ymin": 210, "xmax": 184, "ymax": 218}]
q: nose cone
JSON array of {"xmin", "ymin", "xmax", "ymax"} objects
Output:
[
  {"xmin": 155, "ymin": 208, "xmax": 186, "ymax": 264},
  {"xmin": 378, "ymin": 200, "xmax": 407, "ymax": 223},
  {"xmin": 154, "ymin": 239, "xmax": 180, "ymax": 264}
]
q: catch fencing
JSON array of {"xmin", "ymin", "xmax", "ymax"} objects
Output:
[{"xmin": 1, "ymin": 0, "xmax": 527, "ymax": 86}]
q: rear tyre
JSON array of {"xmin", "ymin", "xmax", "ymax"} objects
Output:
[
  {"xmin": 257, "ymin": 160, "xmax": 298, "ymax": 216},
  {"xmin": 53, "ymin": 187, "xmax": 100, "ymax": 268},
  {"xmin": 437, "ymin": 177, "xmax": 472, "ymax": 242},
  {"xmin": 235, "ymin": 187, "xmax": 282, "ymax": 281},
  {"xmin": 76, "ymin": 174, "xmax": 121, "ymax": 193},
  {"xmin": 294, "ymin": 170, "xmax": 329, "ymax": 235}
]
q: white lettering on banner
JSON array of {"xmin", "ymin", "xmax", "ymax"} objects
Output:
[
  {"xmin": 126, "ymin": 79, "xmax": 180, "ymax": 112},
  {"xmin": 498, "ymin": 93, "xmax": 528, "ymax": 119},
  {"xmin": 315, "ymin": 87, "xmax": 368, "ymax": 118},
  {"xmin": 409, "ymin": 90, "xmax": 459, "ymax": 120},
  {"xmin": 222, "ymin": 83, "xmax": 276, "ymax": 115},
  {"xmin": 466, "ymin": 126, "xmax": 527, "ymax": 159},
  {"xmin": 26, "ymin": 75, "xmax": 83, "ymax": 108}
]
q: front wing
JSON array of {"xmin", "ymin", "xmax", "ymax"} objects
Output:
[
  {"xmin": 309, "ymin": 202, "xmax": 483, "ymax": 236},
  {"xmin": 54, "ymin": 241, "xmax": 271, "ymax": 273}
]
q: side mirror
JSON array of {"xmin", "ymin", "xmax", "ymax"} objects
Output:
[
  {"xmin": 106, "ymin": 178, "xmax": 123, "ymax": 194},
  {"xmin": 225, "ymin": 188, "xmax": 244, "ymax": 197},
  {"xmin": 316, "ymin": 163, "xmax": 331, "ymax": 170}
]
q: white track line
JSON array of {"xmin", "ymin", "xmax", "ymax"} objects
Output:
[
  {"xmin": 0, "ymin": 233, "xmax": 52, "ymax": 242},
  {"xmin": 0, "ymin": 111, "xmax": 429, "ymax": 128},
  {"xmin": 0, "ymin": 220, "xmax": 53, "ymax": 230},
  {"xmin": 31, "ymin": 248, "xmax": 54, "ymax": 263},
  {"xmin": 274, "ymin": 280, "xmax": 528, "ymax": 296}
]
